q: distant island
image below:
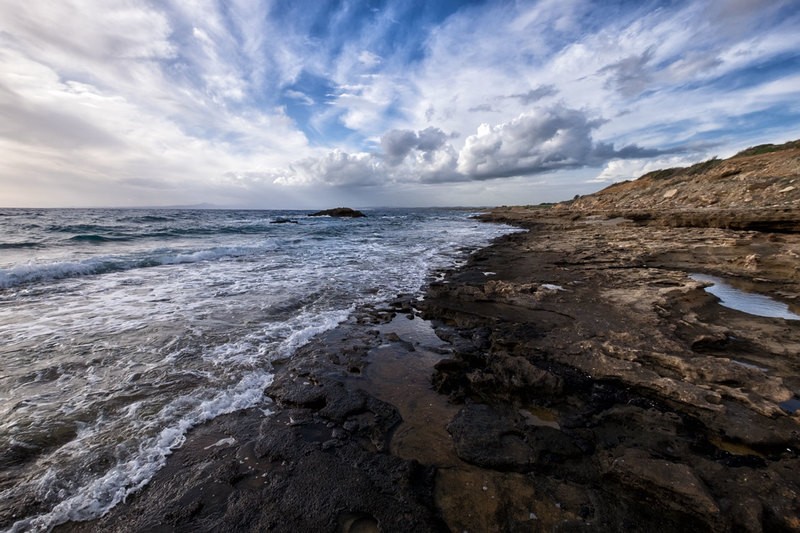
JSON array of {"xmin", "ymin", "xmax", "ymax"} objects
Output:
[{"xmin": 308, "ymin": 207, "xmax": 366, "ymax": 218}]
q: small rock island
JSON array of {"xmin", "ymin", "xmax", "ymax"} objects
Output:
[{"xmin": 308, "ymin": 207, "xmax": 366, "ymax": 218}]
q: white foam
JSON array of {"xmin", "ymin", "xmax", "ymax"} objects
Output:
[
  {"xmin": 204, "ymin": 437, "xmax": 236, "ymax": 450},
  {"xmin": 0, "ymin": 245, "xmax": 265, "ymax": 289},
  {"xmin": 10, "ymin": 371, "xmax": 273, "ymax": 533}
]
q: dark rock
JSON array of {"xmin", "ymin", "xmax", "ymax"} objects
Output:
[
  {"xmin": 308, "ymin": 207, "xmax": 366, "ymax": 218},
  {"xmin": 602, "ymin": 448, "xmax": 721, "ymax": 527},
  {"xmin": 447, "ymin": 403, "xmax": 535, "ymax": 471}
]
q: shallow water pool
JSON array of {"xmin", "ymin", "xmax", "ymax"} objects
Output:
[{"xmin": 690, "ymin": 273, "xmax": 800, "ymax": 321}]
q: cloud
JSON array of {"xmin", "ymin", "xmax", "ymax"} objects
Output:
[
  {"xmin": 358, "ymin": 50, "xmax": 382, "ymax": 68},
  {"xmin": 1, "ymin": 0, "xmax": 799, "ymax": 208},
  {"xmin": 275, "ymin": 150, "xmax": 383, "ymax": 187},
  {"xmin": 456, "ymin": 107, "xmax": 602, "ymax": 179},
  {"xmin": 270, "ymin": 106, "xmax": 681, "ymax": 187},
  {"xmin": 468, "ymin": 104, "xmax": 495, "ymax": 113},
  {"xmin": 591, "ymin": 154, "xmax": 709, "ymax": 183},
  {"xmin": 598, "ymin": 49, "xmax": 655, "ymax": 98},
  {"xmin": 380, "ymin": 127, "xmax": 448, "ymax": 165},
  {"xmin": 285, "ymin": 89, "xmax": 314, "ymax": 105},
  {"xmin": 507, "ymin": 85, "xmax": 558, "ymax": 105}
]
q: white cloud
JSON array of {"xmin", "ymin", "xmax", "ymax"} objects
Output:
[
  {"xmin": 591, "ymin": 155, "xmax": 707, "ymax": 183},
  {"xmin": 268, "ymin": 106, "xmax": 671, "ymax": 188},
  {"xmin": 0, "ymin": 0, "xmax": 798, "ymax": 208},
  {"xmin": 0, "ymin": 1, "xmax": 316, "ymax": 206},
  {"xmin": 272, "ymin": 150, "xmax": 383, "ymax": 187},
  {"xmin": 456, "ymin": 107, "xmax": 600, "ymax": 178},
  {"xmin": 358, "ymin": 50, "xmax": 382, "ymax": 68},
  {"xmin": 380, "ymin": 127, "xmax": 448, "ymax": 165},
  {"xmin": 285, "ymin": 89, "xmax": 315, "ymax": 105}
]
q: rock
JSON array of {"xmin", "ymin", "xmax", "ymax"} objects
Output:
[
  {"xmin": 560, "ymin": 140, "xmax": 800, "ymax": 215},
  {"xmin": 602, "ymin": 449, "xmax": 720, "ymax": 525},
  {"xmin": 270, "ymin": 217, "xmax": 299, "ymax": 224},
  {"xmin": 447, "ymin": 403, "xmax": 536, "ymax": 471},
  {"xmin": 308, "ymin": 207, "xmax": 366, "ymax": 218},
  {"xmin": 424, "ymin": 201, "xmax": 800, "ymax": 531}
]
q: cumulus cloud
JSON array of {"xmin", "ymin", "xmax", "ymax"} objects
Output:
[
  {"xmin": 272, "ymin": 150, "xmax": 383, "ymax": 187},
  {"xmin": 456, "ymin": 107, "xmax": 602, "ymax": 178},
  {"xmin": 380, "ymin": 127, "xmax": 448, "ymax": 165},
  {"xmin": 452, "ymin": 106, "xmax": 682, "ymax": 180},
  {"xmin": 270, "ymin": 106, "xmax": 677, "ymax": 187}
]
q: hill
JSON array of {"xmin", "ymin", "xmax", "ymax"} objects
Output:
[{"xmin": 559, "ymin": 139, "xmax": 800, "ymax": 232}]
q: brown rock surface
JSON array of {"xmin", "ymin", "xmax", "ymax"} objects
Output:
[{"xmin": 420, "ymin": 206, "xmax": 800, "ymax": 531}]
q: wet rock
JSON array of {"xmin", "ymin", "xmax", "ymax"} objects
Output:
[
  {"xmin": 447, "ymin": 403, "xmax": 536, "ymax": 471},
  {"xmin": 602, "ymin": 449, "xmax": 720, "ymax": 527}
]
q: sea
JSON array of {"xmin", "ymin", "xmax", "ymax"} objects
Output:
[{"xmin": 0, "ymin": 208, "xmax": 515, "ymax": 532}]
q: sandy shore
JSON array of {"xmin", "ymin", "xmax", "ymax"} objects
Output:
[{"xmin": 58, "ymin": 207, "xmax": 800, "ymax": 532}]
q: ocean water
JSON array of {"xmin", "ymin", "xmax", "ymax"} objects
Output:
[{"xmin": 0, "ymin": 208, "xmax": 516, "ymax": 532}]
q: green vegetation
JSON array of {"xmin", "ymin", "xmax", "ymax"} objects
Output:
[
  {"xmin": 732, "ymin": 139, "xmax": 800, "ymax": 158},
  {"xmin": 635, "ymin": 138, "xmax": 799, "ymax": 183},
  {"xmin": 685, "ymin": 157, "xmax": 722, "ymax": 175},
  {"xmin": 639, "ymin": 157, "xmax": 722, "ymax": 181}
]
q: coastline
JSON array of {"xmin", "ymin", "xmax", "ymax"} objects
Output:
[{"xmin": 58, "ymin": 206, "xmax": 800, "ymax": 532}]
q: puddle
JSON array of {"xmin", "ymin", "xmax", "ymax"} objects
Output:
[
  {"xmin": 731, "ymin": 359, "xmax": 769, "ymax": 372},
  {"xmin": 779, "ymin": 398, "xmax": 800, "ymax": 414},
  {"xmin": 690, "ymin": 273, "xmax": 800, "ymax": 320},
  {"xmin": 708, "ymin": 435, "xmax": 765, "ymax": 458},
  {"xmin": 349, "ymin": 314, "xmax": 460, "ymax": 467},
  {"xmin": 519, "ymin": 407, "xmax": 560, "ymax": 430}
]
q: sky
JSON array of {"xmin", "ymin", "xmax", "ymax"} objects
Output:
[{"xmin": 1, "ymin": 0, "xmax": 799, "ymax": 209}]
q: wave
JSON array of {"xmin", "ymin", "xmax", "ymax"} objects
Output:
[
  {"xmin": 48, "ymin": 224, "xmax": 111, "ymax": 233},
  {"xmin": 0, "ymin": 242, "xmax": 41, "ymax": 249},
  {"xmin": 0, "ymin": 246, "xmax": 263, "ymax": 289},
  {"xmin": 9, "ymin": 371, "xmax": 274, "ymax": 533},
  {"xmin": 53, "ymin": 224, "xmax": 288, "ymax": 243},
  {"xmin": 117, "ymin": 215, "xmax": 176, "ymax": 223},
  {"xmin": 68, "ymin": 234, "xmax": 131, "ymax": 243}
]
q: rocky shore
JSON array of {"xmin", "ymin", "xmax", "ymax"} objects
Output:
[
  {"xmin": 56, "ymin": 203, "xmax": 800, "ymax": 532},
  {"xmin": 421, "ymin": 206, "xmax": 800, "ymax": 531},
  {"xmin": 57, "ymin": 143, "xmax": 800, "ymax": 532}
]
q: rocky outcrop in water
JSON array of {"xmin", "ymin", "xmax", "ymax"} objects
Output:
[{"xmin": 308, "ymin": 207, "xmax": 366, "ymax": 218}]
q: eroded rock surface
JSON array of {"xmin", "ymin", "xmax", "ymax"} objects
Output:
[{"xmin": 420, "ymin": 207, "xmax": 800, "ymax": 531}]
